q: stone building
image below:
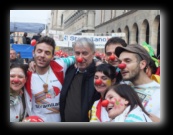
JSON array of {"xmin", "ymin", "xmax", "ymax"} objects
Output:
[{"xmin": 50, "ymin": 10, "xmax": 160, "ymax": 56}]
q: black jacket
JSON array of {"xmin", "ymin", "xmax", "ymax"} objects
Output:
[
  {"xmin": 60, "ymin": 60, "xmax": 100, "ymax": 122},
  {"xmin": 10, "ymin": 58, "xmax": 23, "ymax": 66}
]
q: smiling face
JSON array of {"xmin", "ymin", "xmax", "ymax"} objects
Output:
[
  {"xmin": 33, "ymin": 43, "xmax": 54, "ymax": 69},
  {"xmin": 10, "ymin": 67, "xmax": 26, "ymax": 92},
  {"xmin": 94, "ymin": 71, "xmax": 113, "ymax": 97},
  {"xmin": 118, "ymin": 51, "xmax": 142, "ymax": 82},
  {"xmin": 74, "ymin": 45, "xmax": 95, "ymax": 72},
  {"xmin": 105, "ymin": 89, "xmax": 128, "ymax": 119},
  {"xmin": 10, "ymin": 50, "xmax": 17, "ymax": 60},
  {"xmin": 105, "ymin": 44, "xmax": 122, "ymax": 67}
]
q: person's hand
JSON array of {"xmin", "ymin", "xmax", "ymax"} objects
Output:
[
  {"xmin": 74, "ymin": 63, "xmax": 77, "ymax": 69},
  {"xmin": 28, "ymin": 61, "xmax": 36, "ymax": 73},
  {"xmin": 94, "ymin": 58, "xmax": 103, "ymax": 66},
  {"xmin": 149, "ymin": 113, "xmax": 160, "ymax": 122},
  {"xmin": 95, "ymin": 60, "xmax": 103, "ymax": 66}
]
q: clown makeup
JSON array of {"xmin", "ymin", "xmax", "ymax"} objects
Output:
[
  {"xmin": 105, "ymin": 89, "xmax": 128, "ymax": 119},
  {"xmin": 110, "ymin": 98, "xmax": 124, "ymax": 109},
  {"xmin": 94, "ymin": 71, "xmax": 113, "ymax": 98},
  {"xmin": 106, "ymin": 79, "xmax": 111, "ymax": 86},
  {"xmin": 10, "ymin": 72, "xmax": 25, "ymax": 78},
  {"xmin": 47, "ymin": 54, "xmax": 52, "ymax": 59},
  {"xmin": 10, "ymin": 68, "xmax": 26, "ymax": 92}
]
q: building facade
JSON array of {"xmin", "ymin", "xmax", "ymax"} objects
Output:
[{"xmin": 49, "ymin": 10, "xmax": 160, "ymax": 56}]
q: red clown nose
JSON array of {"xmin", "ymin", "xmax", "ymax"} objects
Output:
[
  {"xmin": 31, "ymin": 39, "xmax": 37, "ymax": 46},
  {"xmin": 109, "ymin": 54, "xmax": 116, "ymax": 61},
  {"xmin": 76, "ymin": 57, "xmax": 83, "ymax": 63},
  {"xmin": 95, "ymin": 79, "xmax": 102, "ymax": 85},
  {"xmin": 13, "ymin": 79, "xmax": 20, "ymax": 83},
  {"xmin": 101, "ymin": 100, "xmax": 109, "ymax": 107},
  {"xmin": 118, "ymin": 63, "xmax": 126, "ymax": 69}
]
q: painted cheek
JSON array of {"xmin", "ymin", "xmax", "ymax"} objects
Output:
[
  {"xmin": 106, "ymin": 80, "xmax": 111, "ymax": 86},
  {"xmin": 47, "ymin": 55, "xmax": 52, "ymax": 59},
  {"xmin": 22, "ymin": 78, "xmax": 26, "ymax": 83},
  {"xmin": 115, "ymin": 98, "xmax": 120, "ymax": 106},
  {"xmin": 109, "ymin": 98, "xmax": 116, "ymax": 104},
  {"xmin": 114, "ymin": 98, "xmax": 124, "ymax": 107}
]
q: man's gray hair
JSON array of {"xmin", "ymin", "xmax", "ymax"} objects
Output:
[
  {"xmin": 72, "ymin": 37, "xmax": 95, "ymax": 52},
  {"xmin": 10, "ymin": 48, "xmax": 16, "ymax": 53}
]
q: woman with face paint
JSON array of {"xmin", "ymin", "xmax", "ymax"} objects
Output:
[
  {"xmin": 10, "ymin": 63, "xmax": 27, "ymax": 122},
  {"xmin": 104, "ymin": 84, "xmax": 152, "ymax": 122},
  {"xmin": 89, "ymin": 63, "xmax": 117, "ymax": 122}
]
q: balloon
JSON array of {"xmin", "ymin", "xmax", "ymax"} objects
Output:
[
  {"xmin": 95, "ymin": 79, "xmax": 102, "ymax": 85},
  {"xmin": 76, "ymin": 57, "xmax": 83, "ymax": 63},
  {"xmin": 118, "ymin": 63, "xmax": 126, "ymax": 69},
  {"xmin": 95, "ymin": 52, "xmax": 100, "ymax": 57},
  {"xmin": 101, "ymin": 100, "xmax": 109, "ymax": 107},
  {"xmin": 22, "ymin": 116, "xmax": 44, "ymax": 122},
  {"xmin": 31, "ymin": 39, "xmax": 37, "ymax": 46}
]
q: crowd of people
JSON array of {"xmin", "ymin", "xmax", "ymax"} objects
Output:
[
  {"xmin": 10, "ymin": 32, "xmax": 41, "ymax": 45},
  {"xmin": 10, "ymin": 35, "xmax": 160, "ymax": 123}
]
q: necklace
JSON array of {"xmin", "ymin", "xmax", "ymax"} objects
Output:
[{"xmin": 36, "ymin": 67, "xmax": 50, "ymax": 93}]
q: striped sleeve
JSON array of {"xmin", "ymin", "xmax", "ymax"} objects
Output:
[
  {"xmin": 55, "ymin": 56, "xmax": 76, "ymax": 68},
  {"xmin": 125, "ymin": 114, "xmax": 145, "ymax": 122}
]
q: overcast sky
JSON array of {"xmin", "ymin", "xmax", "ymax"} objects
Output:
[{"xmin": 10, "ymin": 10, "xmax": 51, "ymax": 24}]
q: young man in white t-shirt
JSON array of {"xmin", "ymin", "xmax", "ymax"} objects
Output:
[
  {"xmin": 24, "ymin": 36, "xmax": 75, "ymax": 122},
  {"xmin": 115, "ymin": 44, "xmax": 160, "ymax": 122}
]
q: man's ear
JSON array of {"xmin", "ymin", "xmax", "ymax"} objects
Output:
[
  {"xmin": 112, "ymin": 78, "xmax": 116, "ymax": 85},
  {"xmin": 51, "ymin": 52, "xmax": 55, "ymax": 60},
  {"xmin": 124, "ymin": 99, "xmax": 129, "ymax": 105},
  {"xmin": 140, "ymin": 60, "xmax": 147, "ymax": 70},
  {"xmin": 51, "ymin": 56, "xmax": 54, "ymax": 60}
]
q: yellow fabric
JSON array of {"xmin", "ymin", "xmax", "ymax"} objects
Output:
[
  {"xmin": 151, "ymin": 74, "xmax": 160, "ymax": 84},
  {"xmin": 89, "ymin": 101, "xmax": 100, "ymax": 122}
]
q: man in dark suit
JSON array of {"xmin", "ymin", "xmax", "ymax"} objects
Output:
[{"xmin": 60, "ymin": 38, "xmax": 100, "ymax": 122}]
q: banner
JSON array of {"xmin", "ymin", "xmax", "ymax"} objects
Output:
[
  {"xmin": 11, "ymin": 44, "xmax": 34, "ymax": 58},
  {"xmin": 63, "ymin": 35, "xmax": 112, "ymax": 48},
  {"xmin": 55, "ymin": 41, "xmax": 69, "ymax": 47}
]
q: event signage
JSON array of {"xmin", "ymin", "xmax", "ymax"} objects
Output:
[
  {"xmin": 53, "ymin": 34, "xmax": 125, "ymax": 48},
  {"xmin": 63, "ymin": 35, "xmax": 112, "ymax": 48}
]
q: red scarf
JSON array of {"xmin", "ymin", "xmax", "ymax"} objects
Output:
[{"xmin": 25, "ymin": 60, "xmax": 64, "ymax": 99}]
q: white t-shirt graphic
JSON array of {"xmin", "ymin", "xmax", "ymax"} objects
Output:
[
  {"xmin": 31, "ymin": 67, "xmax": 62, "ymax": 122},
  {"xmin": 24, "ymin": 56, "xmax": 75, "ymax": 122},
  {"xmin": 134, "ymin": 81, "xmax": 160, "ymax": 118}
]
